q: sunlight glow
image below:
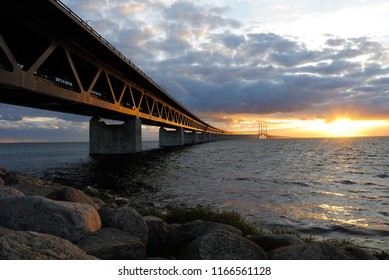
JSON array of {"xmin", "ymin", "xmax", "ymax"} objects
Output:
[
  {"xmin": 216, "ymin": 115, "xmax": 389, "ymax": 138},
  {"xmin": 306, "ymin": 118, "xmax": 388, "ymax": 138},
  {"xmin": 319, "ymin": 204, "xmax": 369, "ymax": 228},
  {"xmin": 326, "ymin": 118, "xmax": 363, "ymax": 137}
]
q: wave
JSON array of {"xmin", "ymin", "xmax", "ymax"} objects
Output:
[
  {"xmin": 298, "ymin": 224, "xmax": 389, "ymax": 237},
  {"xmin": 337, "ymin": 180, "xmax": 357, "ymax": 185}
]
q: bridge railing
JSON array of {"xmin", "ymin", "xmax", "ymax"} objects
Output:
[
  {"xmin": 1, "ymin": 0, "xmax": 243, "ymax": 136},
  {"xmin": 55, "ymin": 0, "xmax": 178, "ymax": 107},
  {"xmin": 54, "ymin": 0, "xmax": 226, "ymax": 133}
]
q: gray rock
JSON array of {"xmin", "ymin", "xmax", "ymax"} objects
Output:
[
  {"xmin": 77, "ymin": 228, "xmax": 145, "ymax": 260},
  {"xmin": 91, "ymin": 197, "xmax": 106, "ymax": 208},
  {"xmin": 166, "ymin": 223, "xmax": 181, "ymax": 232},
  {"xmin": 179, "ymin": 230, "xmax": 267, "ymax": 260},
  {"xmin": 102, "ymin": 205, "xmax": 148, "ymax": 244},
  {"xmin": 166, "ymin": 220, "xmax": 243, "ymax": 257},
  {"xmin": 144, "ymin": 215, "xmax": 168, "ymax": 257},
  {"xmin": 0, "ymin": 167, "xmax": 7, "ymax": 176},
  {"xmin": 47, "ymin": 187, "xmax": 99, "ymax": 210},
  {"xmin": 98, "ymin": 206, "xmax": 115, "ymax": 227},
  {"xmin": 0, "ymin": 226, "xmax": 13, "ymax": 237},
  {"xmin": 269, "ymin": 242, "xmax": 353, "ymax": 260},
  {"xmin": 0, "ymin": 176, "xmax": 4, "ymax": 187},
  {"xmin": 1, "ymin": 170, "xmax": 62, "ymax": 196},
  {"xmin": 0, "ymin": 195, "xmax": 101, "ymax": 243},
  {"xmin": 0, "ymin": 186, "xmax": 26, "ymax": 198},
  {"xmin": 0, "ymin": 231, "xmax": 98, "ymax": 260},
  {"xmin": 343, "ymin": 245, "xmax": 377, "ymax": 260},
  {"xmin": 246, "ymin": 234, "xmax": 305, "ymax": 252},
  {"xmin": 2, "ymin": 171, "xmax": 44, "ymax": 187}
]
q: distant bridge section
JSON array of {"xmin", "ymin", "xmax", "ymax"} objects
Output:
[{"xmin": 0, "ymin": 0, "xmax": 259, "ymax": 154}]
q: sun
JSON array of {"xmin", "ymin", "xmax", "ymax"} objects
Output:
[
  {"xmin": 313, "ymin": 118, "xmax": 388, "ymax": 138},
  {"xmin": 290, "ymin": 118, "xmax": 389, "ymax": 138},
  {"xmin": 326, "ymin": 118, "xmax": 361, "ymax": 137},
  {"xmin": 301, "ymin": 118, "xmax": 363, "ymax": 138}
]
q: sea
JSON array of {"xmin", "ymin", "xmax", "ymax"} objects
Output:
[{"xmin": 0, "ymin": 137, "xmax": 388, "ymax": 252}]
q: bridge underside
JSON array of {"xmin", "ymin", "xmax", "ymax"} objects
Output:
[
  {"xmin": 0, "ymin": 0, "xmax": 260, "ymax": 154},
  {"xmin": 0, "ymin": 0, "xmax": 220, "ymax": 130},
  {"xmin": 0, "ymin": 84, "xmax": 163, "ymax": 128}
]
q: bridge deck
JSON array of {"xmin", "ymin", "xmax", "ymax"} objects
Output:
[{"xmin": 0, "ymin": 0, "xmax": 228, "ymax": 134}]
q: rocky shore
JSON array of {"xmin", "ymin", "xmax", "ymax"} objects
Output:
[{"xmin": 0, "ymin": 167, "xmax": 382, "ymax": 260}]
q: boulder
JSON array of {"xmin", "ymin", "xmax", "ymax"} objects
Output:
[
  {"xmin": 100, "ymin": 205, "xmax": 148, "ymax": 244},
  {"xmin": 246, "ymin": 234, "xmax": 305, "ymax": 252},
  {"xmin": 179, "ymin": 230, "xmax": 267, "ymax": 260},
  {"xmin": 269, "ymin": 242, "xmax": 353, "ymax": 260},
  {"xmin": 0, "ymin": 195, "xmax": 101, "ymax": 243},
  {"xmin": 144, "ymin": 215, "xmax": 168, "ymax": 257},
  {"xmin": 77, "ymin": 228, "xmax": 145, "ymax": 260},
  {"xmin": 0, "ymin": 231, "xmax": 98, "ymax": 260},
  {"xmin": 0, "ymin": 167, "xmax": 7, "ymax": 176},
  {"xmin": 1, "ymin": 170, "xmax": 62, "ymax": 196},
  {"xmin": 98, "ymin": 206, "xmax": 115, "ymax": 227},
  {"xmin": 343, "ymin": 245, "xmax": 377, "ymax": 260},
  {"xmin": 2, "ymin": 171, "xmax": 44, "ymax": 187},
  {"xmin": 47, "ymin": 187, "xmax": 99, "ymax": 210},
  {"xmin": 0, "ymin": 186, "xmax": 26, "ymax": 198},
  {"xmin": 166, "ymin": 220, "xmax": 243, "ymax": 257},
  {"xmin": 0, "ymin": 226, "xmax": 13, "ymax": 237}
]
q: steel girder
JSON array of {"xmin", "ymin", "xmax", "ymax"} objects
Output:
[{"xmin": 0, "ymin": 0, "xmax": 225, "ymax": 134}]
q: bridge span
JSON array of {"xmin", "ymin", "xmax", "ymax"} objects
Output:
[{"xmin": 0, "ymin": 0, "xmax": 261, "ymax": 154}]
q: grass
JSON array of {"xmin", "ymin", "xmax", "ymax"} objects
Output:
[
  {"xmin": 83, "ymin": 186, "xmax": 111, "ymax": 200},
  {"xmin": 139, "ymin": 205, "xmax": 261, "ymax": 236},
  {"xmin": 139, "ymin": 205, "xmax": 387, "ymax": 259},
  {"xmin": 270, "ymin": 226, "xmax": 316, "ymax": 243}
]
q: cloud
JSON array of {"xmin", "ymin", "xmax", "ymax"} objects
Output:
[
  {"xmin": 23, "ymin": 1, "xmax": 389, "ymax": 121},
  {"xmin": 0, "ymin": 104, "xmax": 89, "ymax": 142},
  {"xmin": 141, "ymin": 27, "xmax": 389, "ymax": 121},
  {"xmin": 162, "ymin": 1, "xmax": 240, "ymax": 29},
  {"xmin": 0, "ymin": 112, "xmax": 23, "ymax": 122},
  {"xmin": 2, "ymin": 0, "xmax": 389, "ymax": 141}
]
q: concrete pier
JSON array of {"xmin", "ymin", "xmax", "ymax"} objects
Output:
[
  {"xmin": 159, "ymin": 127, "xmax": 185, "ymax": 147},
  {"xmin": 184, "ymin": 130, "xmax": 198, "ymax": 144},
  {"xmin": 89, "ymin": 117, "xmax": 142, "ymax": 155},
  {"xmin": 197, "ymin": 132, "xmax": 206, "ymax": 142}
]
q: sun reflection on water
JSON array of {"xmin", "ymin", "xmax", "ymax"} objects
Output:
[
  {"xmin": 319, "ymin": 204, "xmax": 369, "ymax": 227},
  {"xmin": 315, "ymin": 190, "xmax": 345, "ymax": 197}
]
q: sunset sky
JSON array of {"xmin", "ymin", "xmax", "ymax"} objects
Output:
[{"xmin": 1, "ymin": 0, "xmax": 389, "ymax": 141}]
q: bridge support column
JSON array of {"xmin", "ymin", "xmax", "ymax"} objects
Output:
[
  {"xmin": 184, "ymin": 130, "xmax": 198, "ymax": 144},
  {"xmin": 159, "ymin": 127, "xmax": 185, "ymax": 147},
  {"xmin": 89, "ymin": 117, "xmax": 142, "ymax": 155},
  {"xmin": 198, "ymin": 132, "xmax": 207, "ymax": 142}
]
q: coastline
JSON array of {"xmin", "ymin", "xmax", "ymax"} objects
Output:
[{"xmin": 1, "ymin": 166, "xmax": 386, "ymax": 260}]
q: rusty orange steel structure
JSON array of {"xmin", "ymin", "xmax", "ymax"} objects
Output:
[{"xmin": 0, "ymin": 0, "xmax": 232, "ymax": 135}]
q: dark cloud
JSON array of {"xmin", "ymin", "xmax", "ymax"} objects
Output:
[
  {"xmin": 216, "ymin": 32, "xmax": 246, "ymax": 49},
  {"xmin": 0, "ymin": 111, "xmax": 23, "ymax": 121},
  {"xmin": 0, "ymin": 127, "xmax": 88, "ymax": 142},
  {"xmin": 2, "ymin": 0, "xmax": 389, "ymax": 142},
  {"xmin": 162, "ymin": 1, "xmax": 240, "ymax": 29},
  {"xmin": 0, "ymin": 104, "xmax": 89, "ymax": 142},
  {"xmin": 135, "ymin": 20, "xmax": 388, "ymax": 120},
  {"xmin": 0, "ymin": 104, "xmax": 88, "ymax": 122}
]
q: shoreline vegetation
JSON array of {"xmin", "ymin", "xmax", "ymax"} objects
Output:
[{"xmin": 0, "ymin": 167, "xmax": 387, "ymax": 260}]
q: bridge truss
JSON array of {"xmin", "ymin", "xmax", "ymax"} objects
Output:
[{"xmin": 0, "ymin": 0, "xmax": 225, "ymax": 134}]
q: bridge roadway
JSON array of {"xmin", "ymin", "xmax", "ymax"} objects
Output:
[{"xmin": 0, "ymin": 0, "xmax": 260, "ymax": 154}]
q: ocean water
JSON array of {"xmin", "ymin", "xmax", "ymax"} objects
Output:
[{"xmin": 0, "ymin": 138, "xmax": 388, "ymax": 251}]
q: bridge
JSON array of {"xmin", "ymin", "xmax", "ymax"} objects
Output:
[{"xmin": 0, "ymin": 0, "xmax": 262, "ymax": 154}]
